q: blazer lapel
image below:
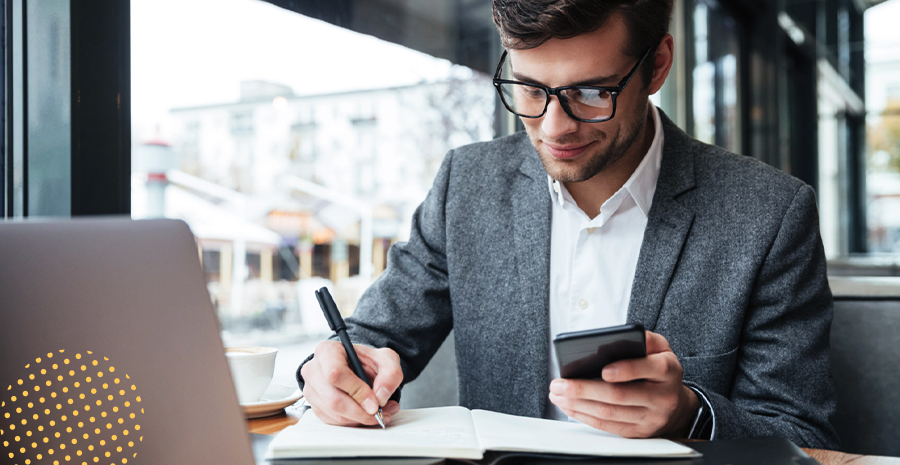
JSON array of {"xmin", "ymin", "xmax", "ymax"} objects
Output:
[
  {"xmin": 627, "ymin": 114, "xmax": 697, "ymax": 332},
  {"xmin": 513, "ymin": 144, "xmax": 552, "ymax": 416}
]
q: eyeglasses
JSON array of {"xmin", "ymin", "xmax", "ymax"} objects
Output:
[{"xmin": 492, "ymin": 46, "xmax": 653, "ymax": 123}]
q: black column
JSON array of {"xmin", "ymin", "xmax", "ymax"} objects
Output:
[
  {"xmin": 0, "ymin": 0, "xmax": 6, "ymax": 216},
  {"xmin": 70, "ymin": 0, "xmax": 130, "ymax": 216},
  {"xmin": 847, "ymin": 114, "xmax": 867, "ymax": 253},
  {"xmin": 847, "ymin": 5, "xmax": 867, "ymax": 253}
]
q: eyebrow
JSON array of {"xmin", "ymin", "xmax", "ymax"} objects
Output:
[{"xmin": 510, "ymin": 71, "xmax": 621, "ymax": 87}]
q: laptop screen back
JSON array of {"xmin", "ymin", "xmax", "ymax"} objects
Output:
[{"xmin": 0, "ymin": 218, "xmax": 254, "ymax": 465}]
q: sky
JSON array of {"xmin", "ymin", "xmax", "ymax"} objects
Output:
[
  {"xmin": 865, "ymin": 0, "xmax": 900, "ymax": 114},
  {"xmin": 865, "ymin": 0, "xmax": 900, "ymax": 63},
  {"xmin": 130, "ymin": 0, "xmax": 464, "ymax": 140}
]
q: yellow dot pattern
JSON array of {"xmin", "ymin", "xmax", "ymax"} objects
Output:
[{"xmin": 1, "ymin": 351, "xmax": 144, "ymax": 465}]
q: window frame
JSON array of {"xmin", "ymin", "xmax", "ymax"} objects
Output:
[{"xmin": 2, "ymin": 0, "xmax": 130, "ymax": 219}]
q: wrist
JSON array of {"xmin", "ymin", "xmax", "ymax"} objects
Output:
[
  {"xmin": 668, "ymin": 384, "xmax": 701, "ymax": 438},
  {"xmin": 296, "ymin": 353, "xmax": 316, "ymax": 391}
]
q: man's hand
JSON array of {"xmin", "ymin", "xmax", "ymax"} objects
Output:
[
  {"xmin": 548, "ymin": 331, "xmax": 700, "ymax": 438},
  {"xmin": 300, "ymin": 340, "xmax": 403, "ymax": 427}
]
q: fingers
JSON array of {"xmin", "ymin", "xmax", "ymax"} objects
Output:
[
  {"xmin": 602, "ymin": 352, "xmax": 681, "ymax": 383},
  {"xmin": 303, "ymin": 381, "xmax": 361, "ymax": 426},
  {"xmin": 557, "ymin": 406, "xmax": 651, "ymax": 438},
  {"xmin": 359, "ymin": 347, "xmax": 404, "ymax": 407},
  {"xmin": 549, "ymin": 331, "xmax": 696, "ymax": 438},
  {"xmin": 315, "ymin": 342, "xmax": 381, "ymax": 415},
  {"xmin": 602, "ymin": 332, "xmax": 680, "ymax": 383},
  {"xmin": 550, "ymin": 378, "xmax": 648, "ymax": 407},
  {"xmin": 301, "ymin": 341, "xmax": 403, "ymax": 427},
  {"xmin": 549, "ymin": 377, "xmax": 685, "ymax": 438},
  {"xmin": 307, "ymin": 389, "xmax": 401, "ymax": 427},
  {"xmin": 548, "ymin": 393, "xmax": 647, "ymax": 424},
  {"xmin": 310, "ymin": 402, "xmax": 395, "ymax": 426},
  {"xmin": 304, "ymin": 355, "xmax": 383, "ymax": 426},
  {"xmin": 308, "ymin": 396, "xmax": 355, "ymax": 426}
]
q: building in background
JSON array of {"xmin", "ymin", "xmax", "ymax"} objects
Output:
[{"xmin": 133, "ymin": 73, "xmax": 494, "ymax": 341}]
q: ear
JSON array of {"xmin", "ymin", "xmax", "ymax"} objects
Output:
[{"xmin": 647, "ymin": 34, "xmax": 674, "ymax": 95}]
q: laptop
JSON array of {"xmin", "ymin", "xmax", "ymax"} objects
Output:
[{"xmin": 0, "ymin": 218, "xmax": 256, "ymax": 464}]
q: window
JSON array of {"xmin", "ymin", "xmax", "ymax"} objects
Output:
[
  {"xmin": 865, "ymin": 0, "xmax": 900, "ymax": 254},
  {"xmin": 2, "ymin": 0, "xmax": 130, "ymax": 218},
  {"xmin": 691, "ymin": 0, "xmax": 741, "ymax": 154},
  {"xmin": 131, "ymin": 0, "xmax": 497, "ymax": 356}
]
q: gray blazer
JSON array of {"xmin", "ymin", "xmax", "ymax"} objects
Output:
[{"xmin": 300, "ymin": 111, "xmax": 838, "ymax": 449}]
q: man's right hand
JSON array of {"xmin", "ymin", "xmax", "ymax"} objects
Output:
[{"xmin": 300, "ymin": 340, "xmax": 403, "ymax": 426}]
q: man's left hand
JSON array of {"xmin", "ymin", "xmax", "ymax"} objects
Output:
[{"xmin": 548, "ymin": 330, "xmax": 700, "ymax": 438}]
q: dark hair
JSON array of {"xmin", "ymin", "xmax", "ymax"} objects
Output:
[{"xmin": 492, "ymin": 0, "xmax": 673, "ymax": 85}]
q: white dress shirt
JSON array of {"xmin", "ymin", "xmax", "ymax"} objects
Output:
[{"xmin": 544, "ymin": 105, "xmax": 665, "ymax": 421}]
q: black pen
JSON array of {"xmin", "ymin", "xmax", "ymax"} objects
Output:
[{"xmin": 315, "ymin": 286, "xmax": 386, "ymax": 429}]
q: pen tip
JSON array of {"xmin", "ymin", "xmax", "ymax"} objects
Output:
[{"xmin": 376, "ymin": 408, "xmax": 385, "ymax": 429}]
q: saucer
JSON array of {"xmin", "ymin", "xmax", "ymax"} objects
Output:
[{"xmin": 241, "ymin": 384, "xmax": 303, "ymax": 419}]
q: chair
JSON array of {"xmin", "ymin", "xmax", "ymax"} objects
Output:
[
  {"xmin": 830, "ymin": 293, "xmax": 900, "ymax": 456},
  {"xmin": 399, "ymin": 331, "xmax": 459, "ymax": 409}
]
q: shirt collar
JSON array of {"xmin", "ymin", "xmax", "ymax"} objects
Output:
[
  {"xmin": 622, "ymin": 104, "xmax": 664, "ymax": 217},
  {"xmin": 547, "ymin": 105, "xmax": 664, "ymax": 218}
]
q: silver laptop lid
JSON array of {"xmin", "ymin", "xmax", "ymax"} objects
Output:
[{"xmin": 0, "ymin": 218, "xmax": 254, "ymax": 465}]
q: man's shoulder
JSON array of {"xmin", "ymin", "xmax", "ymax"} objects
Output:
[
  {"xmin": 675, "ymin": 135, "xmax": 808, "ymax": 207},
  {"xmin": 446, "ymin": 132, "xmax": 535, "ymax": 179},
  {"xmin": 658, "ymin": 111, "xmax": 806, "ymax": 204},
  {"xmin": 704, "ymin": 145, "xmax": 802, "ymax": 189}
]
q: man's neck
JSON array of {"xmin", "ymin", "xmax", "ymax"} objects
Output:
[{"xmin": 564, "ymin": 104, "xmax": 656, "ymax": 219}]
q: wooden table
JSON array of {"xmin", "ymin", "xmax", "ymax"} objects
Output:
[{"xmin": 248, "ymin": 411, "xmax": 900, "ymax": 465}]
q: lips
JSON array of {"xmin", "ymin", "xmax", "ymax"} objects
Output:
[{"xmin": 544, "ymin": 141, "xmax": 593, "ymax": 160}]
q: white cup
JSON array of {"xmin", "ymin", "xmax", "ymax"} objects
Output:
[{"xmin": 225, "ymin": 346, "xmax": 278, "ymax": 404}]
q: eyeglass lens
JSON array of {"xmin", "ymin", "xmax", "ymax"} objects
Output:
[{"xmin": 498, "ymin": 83, "xmax": 614, "ymax": 121}]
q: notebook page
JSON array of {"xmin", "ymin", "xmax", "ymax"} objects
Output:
[
  {"xmin": 267, "ymin": 406, "xmax": 484, "ymax": 459},
  {"xmin": 471, "ymin": 409, "xmax": 699, "ymax": 458}
]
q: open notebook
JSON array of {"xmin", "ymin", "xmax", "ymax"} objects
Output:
[{"xmin": 267, "ymin": 406, "xmax": 700, "ymax": 460}]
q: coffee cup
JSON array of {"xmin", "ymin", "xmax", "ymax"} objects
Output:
[{"xmin": 225, "ymin": 346, "xmax": 278, "ymax": 404}]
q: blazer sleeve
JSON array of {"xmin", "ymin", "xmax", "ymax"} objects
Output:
[
  {"xmin": 685, "ymin": 184, "xmax": 839, "ymax": 449},
  {"xmin": 296, "ymin": 150, "xmax": 456, "ymax": 391}
]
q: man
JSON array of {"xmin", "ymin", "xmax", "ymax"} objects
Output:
[{"xmin": 298, "ymin": 0, "xmax": 838, "ymax": 448}]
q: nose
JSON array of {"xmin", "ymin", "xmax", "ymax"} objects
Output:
[{"xmin": 541, "ymin": 96, "xmax": 579, "ymax": 140}]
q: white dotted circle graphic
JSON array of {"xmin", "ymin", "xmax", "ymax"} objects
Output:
[{"xmin": 1, "ymin": 350, "xmax": 145, "ymax": 465}]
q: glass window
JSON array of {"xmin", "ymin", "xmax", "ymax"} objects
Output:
[
  {"xmin": 26, "ymin": 0, "xmax": 71, "ymax": 216},
  {"xmin": 691, "ymin": 0, "xmax": 741, "ymax": 154},
  {"xmin": 3, "ymin": 0, "xmax": 84, "ymax": 218},
  {"xmin": 865, "ymin": 0, "xmax": 900, "ymax": 254},
  {"xmin": 9, "ymin": 0, "xmax": 26, "ymax": 217},
  {"xmin": 131, "ymin": 0, "xmax": 496, "ymax": 373}
]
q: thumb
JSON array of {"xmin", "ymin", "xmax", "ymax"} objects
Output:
[
  {"xmin": 369, "ymin": 348, "xmax": 403, "ymax": 406},
  {"xmin": 645, "ymin": 330, "xmax": 673, "ymax": 355}
]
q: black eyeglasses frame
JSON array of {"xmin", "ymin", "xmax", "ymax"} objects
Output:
[{"xmin": 491, "ymin": 46, "xmax": 654, "ymax": 123}]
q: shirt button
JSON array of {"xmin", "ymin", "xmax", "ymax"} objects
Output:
[
  {"xmin": 586, "ymin": 227, "xmax": 596, "ymax": 234},
  {"xmin": 578, "ymin": 299, "xmax": 588, "ymax": 309}
]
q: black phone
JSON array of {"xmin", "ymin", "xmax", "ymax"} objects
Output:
[{"xmin": 553, "ymin": 323, "xmax": 647, "ymax": 379}]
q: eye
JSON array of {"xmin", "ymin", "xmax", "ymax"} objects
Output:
[
  {"xmin": 519, "ymin": 85, "xmax": 545, "ymax": 99},
  {"xmin": 568, "ymin": 88, "xmax": 610, "ymax": 106}
]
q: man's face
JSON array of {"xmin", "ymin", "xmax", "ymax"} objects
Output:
[{"xmin": 508, "ymin": 15, "xmax": 652, "ymax": 183}]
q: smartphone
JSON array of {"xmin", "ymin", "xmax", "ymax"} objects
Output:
[{"xmin": 553, "ymin": 323, "xmax": 646, "ymax": 379}]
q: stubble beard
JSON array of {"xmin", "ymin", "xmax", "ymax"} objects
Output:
[{"xmin": 529, "ymin": 102, "xmax": 649, "ymax": 183}]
